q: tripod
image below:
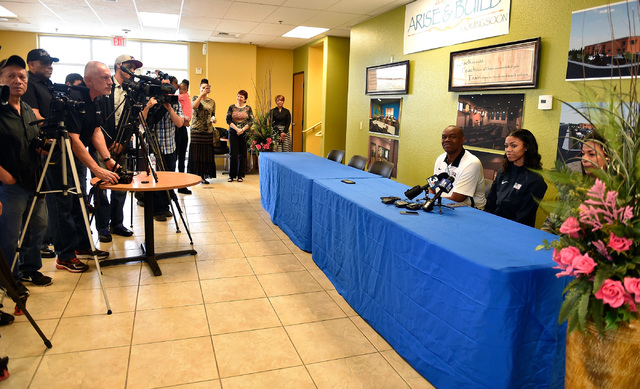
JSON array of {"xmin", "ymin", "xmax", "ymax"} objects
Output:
[{"xmin": 5, "ymin": 124, "xmax": 112, "ymax": 314}]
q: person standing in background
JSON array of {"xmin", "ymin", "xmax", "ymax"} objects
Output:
[
  {"xmin": 176, "ymin": 79, "xmax": 192, "ymax": 192},
  {"xmin": 226, "ymin": 90, "xmax": 253, "ymax": 183},
  {"xmin": 270, "ymin": 95, "xmax": 291, "ymax": 152},
  {"xmin": 187, "ymin": 79, "xmax": 216, "ymax": 186}
]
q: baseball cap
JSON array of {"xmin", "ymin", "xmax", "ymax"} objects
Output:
[
  {"xmin": 0, "ymin": 55, "xmax": 26, "ymax": 70},
  {"xmin": 115, "ymin": 54, "xmax": 143, "ymax": 69},
  {"xmin": 26, "ymin": 48, "xmax": 59, "ymax": 63}
]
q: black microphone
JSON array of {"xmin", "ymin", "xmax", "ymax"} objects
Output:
[
  {"xmin": 404, "ymin": 184, "xmax": 428, "ymax": 200},
  {"xmin": 422, "ymin": 175, "xmax": 455, "ymax": 212},
  {"xmin": 405, "ymin": 172, "xmax": 449, "ymax": 200}
]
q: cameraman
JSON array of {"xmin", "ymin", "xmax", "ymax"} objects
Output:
[
  {"xmin": 45, "ymin": 61, "xmax": 119, "ymax": 273},
  {"xmin": 141, "ymin": 78, "xmax": 184, "ymax": 221},
  {"xmin": 0, "ymin": 55, "xmax": 51, "ymax": 290}
]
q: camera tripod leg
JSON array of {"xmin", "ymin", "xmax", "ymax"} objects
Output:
[{"xmin": 61, "ymin": 137, "xmax": 112, "ymax": 315}]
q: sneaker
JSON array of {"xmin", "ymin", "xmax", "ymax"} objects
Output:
[
  {"xmin": 40, "ymin": 245, "xmax": 56, "ymax": 258},
  {"xmin": 110, "ymin": 225, "xmax": 133, "ymax": 237},
  {"xmin": 20, "ymin": 271, "xmax": 53, "ymax": 287},
  {"xmin": 56, "ymin": 258, "xmax": 89, "ymax": 273},
  {"xmin": 163, "ymin": 210, "xmax": 173, "ymax": 218},
  {"xmin": 154, "ymin": 213, "xmax": 167, "ymax": 222},
  {"xmin": 1, "ymin": 281, "xmax": 30, "ymax": 298},
  {"xmin": 98, "ymin": 228, "xmax": 112, "ymax": 243},
  {"xmin": 178, "ymin": 187, "xmax": 192, "ymax": 195},
  {"xmin": 75, "ymin": 249, "xmax": 109, "ymax": 260},
  {"xmin": 0, "ymin": 310, "xmax": 14, "ymax": 326}
]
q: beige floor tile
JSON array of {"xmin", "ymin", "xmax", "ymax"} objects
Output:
[
  {"xmin": 326, "ymin": 289, "xmax": 358, "ymax": 316},
  {"xmin": 136, "ymin": 280, "xmax": 203, "ymax": 310},
  {"xmin": 139, "ymin": 261, "xmax": 199, "ymax": 285},
  {"xmin": 12, "ymin": 290, "xmax": 72, "ymax": 321},
  {"xmin": 160, "ymin": 380, "xmax": 221, "ymax": 389},
  {"xmin": 184, "ymin": 221, "xmax": 230, "ymax": 233},
  {"xmin": 381, "ymin": 350, "xmax": 435, "ymax": 389},
  {"xmin": 127, "ymin": 337, "xmax": 219, "ymax": 388},
  {"xmin": 64, "ymin": 286, "xmax": 138, "ymax": 317},
  {"xmin": 48, "ymin": 312, "xmax": 134, "ymax": 354},
  {"xmin": 190, "ymin": 231, "xmax": 237, "ymax": 246},
  {"xmin": 193, "ymin": 243, "xmax": 246, "ymax": 261},
  {"xmin": 0, "ymin": 319, "xmax": 57, "ymax": 358},
  {"xmin": 228, "ymin": 219, "xmax": 271, "ymax": 231},
  {"xmin": 308, "ymin": 269, "xmax": 336, "ymax": 291},
  {"xmin": 307, "ymin": 353, "xmax": 410, "ymax": 389},
  {"xmin": 221, "ymin": 210, "xmax": 264, "ymax": 221},
  {"xmin": 132, "ymin": 305, "xmax": 209, "ymax": 344},
  {"xmin": 212, "ymin": 327, "xmax": 302, "ymax": 378},
  {"xmin": 221, "ymin": 366, "xmax": 316, "ymax": 389},
  {"xmin": 75, "ymin": 262, "xmax": 142, "ymax": 290},
  {"xmin": 257, "ymin": 271, "xmax": 323, "ymax": 296},
  {"xmin": 269, "ymin": 291, "xmax": 346, "ymax": 325},
  {"xmin": 247, "ymin": 254, "xmax": 305, "ymax": 274},
  {"xmin": 294, "ymin": 252, "xmax": 319, "ymax": 270},
  {"xmin": 0, "ymin": 356, "xmax": 40, "ymax": 389},
  {"xmin": 285, "ymin": 318, "xmax": 376, "ymax": 364},
  {"xmin": 350, "ymin": 316, "xmax": 392, "ymax": 351},
  {"xmin": 29, "ymin": 347, "xmax": 129, "ymax": 389},
  {"xmin": 233, "ymin": 228, "xmax": 282, "ymax": 243},
  {"xmin": 206, "ymin": 298, "xmax": 281, "ymax": 335},
  {"xmin": 25, "ymin": 270, "xmax": 77, "ymax": 294},
  {"xmin": 196, "ymin": 258, "xmax": 255, "ymax": 279},
  {"xmin": 200, "ymin": 275, "xmax": 266, "ymax": 303},
  {"xmin": 283, "ymin": 239, "xmax": 309, "ymax": 254}
]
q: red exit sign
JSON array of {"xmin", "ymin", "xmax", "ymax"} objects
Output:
[{"xmin": 112, "ymin": 36, "xmax": 126, "ymax": 47}]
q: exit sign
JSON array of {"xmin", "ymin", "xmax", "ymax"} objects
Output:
[{"xmin": 112, "ymin": 36, "xmax": 126, "ymax": 47}]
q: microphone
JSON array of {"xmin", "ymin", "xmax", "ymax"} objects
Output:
[
  {"xmin": 405, "ymin": 173, "xmax": 449, "ymax": 200},
  {"xmin": 404, "ymin": 184, "xmax": 428, "ymax": 200},
  {"xmin": 422, "ymin": 175, "xmax": 455, "ymax": 212},
  {"xmin": 428, "ymin": 172, "xmax": 449, "ymax": 191}
]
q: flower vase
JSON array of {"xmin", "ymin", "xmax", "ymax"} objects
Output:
[{"xmin": 565, "ymin": 320, "xmax": 640, "ymax": 388}]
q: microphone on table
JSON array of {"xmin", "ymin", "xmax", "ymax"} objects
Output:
[
  {"xmin": 422, "ymin": 175, "xmax": 455, "ymax": 212},
  {"xmin": 404, "ymin": 173, "xmax": 448, "ymax": 200}
]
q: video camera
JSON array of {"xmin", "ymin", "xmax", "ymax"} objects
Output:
[{"xmin": 121, "ymin": 67, "xmax": 178, "ymax": 105}]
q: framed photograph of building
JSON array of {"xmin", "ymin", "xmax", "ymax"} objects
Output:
[
  {"xmin": 368, "ymin": 135, "xmax": 399, "ymax": 178},
  {"xmin": 455, "ymin": 94, "xmax": 525, "ymax": 151},
  {"xmin": 366, "ymin": 61, "xmax": 409, "ymax": 95},
  {"xmin": 369, "ymin": 98, "xmax": 401, "ymax": 137}
]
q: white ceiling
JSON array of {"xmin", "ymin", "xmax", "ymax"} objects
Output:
[{"xmin": 0, "ymin": 0, "xmax": 412, "ymax": 49}]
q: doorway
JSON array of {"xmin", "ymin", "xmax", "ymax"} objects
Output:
[{"xmin": 292, "ymin": 72, "xmax": 304, "ymax": 152}]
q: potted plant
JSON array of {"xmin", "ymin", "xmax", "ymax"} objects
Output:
[{"xmin": 247, "ymin": 69, "xmax": 279, "ymax": 157}]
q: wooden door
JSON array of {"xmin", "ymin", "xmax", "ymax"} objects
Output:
[{"xmin": 292, "ymin": 72, "xmax": 304, "ymax": 152}]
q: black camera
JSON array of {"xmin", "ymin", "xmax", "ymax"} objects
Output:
[
  {"xmin": 115, "ymin": 165, "xmax": 133, "ymax": 184},
  {"xmin": 0, "ymin": 84, "xmax": 9, "ymax": 105},
  {"xmin": 122, "ymin": 79, "xmax": 178, "ymax": 105}
]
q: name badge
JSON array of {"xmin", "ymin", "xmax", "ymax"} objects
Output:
[{"xmin": 513, "ymin": 183, "xmax": 522, "ymax": 190}]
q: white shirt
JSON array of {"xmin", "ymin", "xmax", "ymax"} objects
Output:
[
  {"xmin": 433, "ymin": 149, "xmax": 487, "ymax": 209},
  {"xmin": 113, "ymin": 77, "xmax": 126, "ymax": 126}
]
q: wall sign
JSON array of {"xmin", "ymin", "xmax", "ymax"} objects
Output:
[
  {"xmin": 366, "ymin": 61, "xmax": 410, "ymax": 95},
  {"xmin": 404, "ymin": 0, "xmax": 511, "ymax": 55},
  {"xmin": 448, "ymin": 38, "xmax": 541, "ymax": 91}
]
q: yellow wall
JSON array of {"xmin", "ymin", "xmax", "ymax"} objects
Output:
[
  {"xmin": 306, "ymin": 44, "xmax": 324, "ymax": 155},
  {"xmin": 256, "ymin": 47, "xmax": 294, "ymax": 114},
  {"xmin": 0, "ymin": 31, "xmax": 37, "ymax": 60},
  {"xmin": 321, "ymin": 37, "xmax": 350, "ymax": 156}
]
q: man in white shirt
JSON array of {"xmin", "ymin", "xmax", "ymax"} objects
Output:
[{"xmin": 433, "ymin": 125, "xmax": 487, "ymax": 209}]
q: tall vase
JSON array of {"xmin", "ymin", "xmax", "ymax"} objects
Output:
[{"xmin": 565, "ymin": 320, "xmax": 640, "ymax": 388}]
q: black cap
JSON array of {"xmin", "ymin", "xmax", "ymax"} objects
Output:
[
  {"xmin": 26, "ymin": 48, "xmax": 59, "ymax": 63},
  {"xmin": 0, "ymin": 55, "xmax": 26, "ymax": 70}
]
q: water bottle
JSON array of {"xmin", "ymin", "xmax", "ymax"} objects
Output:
[{"xmin": 150, "ymin": 154, "xmax": 156, "ymax": 171}]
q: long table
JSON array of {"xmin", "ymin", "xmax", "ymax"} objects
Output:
[
  {"xmin": 259, "ymin": 153, "xmax": 566, "ymax": 388},
  {"xmin": 260, "ymin": 152, "xmax": 383, "ymax": 251}
]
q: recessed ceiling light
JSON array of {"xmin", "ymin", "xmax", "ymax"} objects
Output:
[
  {"xmin": 0, "ymin": 5, "xmax": 17, "ymax": 18},
  {"xmin": 283, "ymin": 26, "xmax": 328, "ymax": 39},
  {"xmin": 139, "ymin": 12, "xmax": 179, "ymax": 28}
]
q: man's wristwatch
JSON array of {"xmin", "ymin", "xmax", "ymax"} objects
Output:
[{"xmin": 103, "ymin": 157, "xmax": 112, "ymax": 163}]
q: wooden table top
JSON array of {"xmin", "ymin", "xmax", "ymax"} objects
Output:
[{"xmin": 91, "ymin": 171, "xmax": 202, "ymax": 192}]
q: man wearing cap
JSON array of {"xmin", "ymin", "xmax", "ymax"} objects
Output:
[
  {"xmin": 0, "ymin": 55, "xmax": 52, "ymax": 290},
  {"xmin": 91, "ymin": 54, "xmax": 142, "ymax": 242},
  {"xmin": 22, "ymin": 48, "xmax": 59, "ymax": 122}
]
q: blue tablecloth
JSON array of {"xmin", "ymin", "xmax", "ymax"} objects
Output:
[
  {"xmin": 259, "ymin": 152, "xmax": 383, "ymax": 251},
  {"xmin": 311, "ymin": 177, "xmax": 566, "ymax": 389}
]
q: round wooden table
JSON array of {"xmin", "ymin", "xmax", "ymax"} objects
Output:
[{"xmin": 91, "ymin": 171, "xmax": 202, "ymax": 276}]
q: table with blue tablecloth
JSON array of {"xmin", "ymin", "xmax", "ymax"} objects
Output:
[
  {"xmin": 311, "ymin": 177, "xmax": 566, "ymax": 389},
  {"xmin": 259, "ymin": 152, "xmax": 383, "ymax": 251}
]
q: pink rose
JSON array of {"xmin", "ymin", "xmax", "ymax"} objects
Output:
[
  {"xmin": 625, "ymin": 293, "xmax": 638, "ymax": 312},
  {"xmin": 555, "ymin": 246, "xmax": 581, "ymax": 267},
  {"xmin": 624, "ymin": 277, "xmax": 640, "ymax": 303},
  {"xmin": 253, "ymin": 140, "xmax": 257, "ymax": 144},
  {"xmin": 263, "ymin": 144, "xmax": 270, "ymax": 150},
  {"xmin": 256, "ymin": 144, "xmax": 262, "ymax": 150},
  {"xmin": 608, "ymin": 232, "xmax": 633, "ymax": 253},
  {"xmin": 572, "ymin": 253, "xmax": 597, "ymax": 275},
  {"xmin": 595, "ymin": 279, "xmax": 627, "ymax": 308},
  {"xmin": 267, "ymin": 137, "xmax": 272, "ymax": 143},
  {"xmin": 559, "ymin": 217, "xmax": 581, "ymax": 238}
]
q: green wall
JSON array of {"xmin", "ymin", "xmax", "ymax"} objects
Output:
[{"xmin": 346, "ymin": 0, "xmax": 619, "ymax": 186}]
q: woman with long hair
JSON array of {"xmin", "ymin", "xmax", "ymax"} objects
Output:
[
  {"xmin": 485, "ymin": 129, "xmax": 548, "ymax": 227},
  {"xmin": 188, "ymin": 78, "xmax": 217, "ymax": 184}
]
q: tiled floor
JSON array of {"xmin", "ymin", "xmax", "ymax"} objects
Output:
[{"xmin": 0, "ymin": 170, "xmax": 434, "ymax": 389}]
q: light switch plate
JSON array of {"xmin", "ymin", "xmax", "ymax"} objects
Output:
[{"xmin": 538, "ymin": 95, "xmax": 552, "ymax": 110}]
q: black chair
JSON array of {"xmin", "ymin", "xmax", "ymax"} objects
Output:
[
  {"xmin": 326, "ymin": 149, "xmax": 345, "ymax": 163},
  {"xmin": 347, "ymin": 155, "xmax": 367, "ymax": 170},
  {"xmin": 213, "ymin": 127, "xmax": 230, "ymax": 173},
  {"xmin": 369, "ymin": 160, "xmax": 394, "ymax": 178}
]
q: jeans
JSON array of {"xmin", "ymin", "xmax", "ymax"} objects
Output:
[
  {"xmin": 228, "ymin": 129, "xmax": 246, "ymax": 179},
  {"xmin": 0, "ymin": 183, "xmax": 47, "ymax": 278},
  {"xmin": 175, "ymin": 126, "xmax": 188, "ymax": 173},
  {"xmin": 91, "ymin": 150, "xmax": 127, "ymax": 230},
  {"xmin": 153, "ymin": 151, "xmax": 177, "ymax": 214},
  {"xmin": 44, "ymin": 149, "xmax": 92, "ymax": 261}
]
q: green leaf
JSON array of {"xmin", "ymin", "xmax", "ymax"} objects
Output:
[
  {"xmin": 577, "ymin": 288, "xmax": 591, "ymax": 330},
  {"xmin": 559, "ymin": 288, "xmax": 584, "ymax": 324},
  {"xmin": 592, "ymin": 299, "xmax": 605, "ymax": 335},
  {"xmin": 593, "ymin": 269, "xmax": 613, "ymax": 293}
]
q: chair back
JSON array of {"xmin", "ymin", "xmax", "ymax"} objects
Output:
[
  {"xmin": 347, "ymin": 155, "xmax": 367, "ymax": 170},
  {"xmin": 213, "ymin": 127, "xmax": 229, "ymax": 154},
  {"xmin": 369, "ymin": 160, "xmax": 394, "ymax": 178},
  {"xmin": 483, "ymin": 178, "xmax": 493, "ymax": 196},
  {"xmin": 326, "ymin": 149, "xmax": 345, "ymax": 163}
]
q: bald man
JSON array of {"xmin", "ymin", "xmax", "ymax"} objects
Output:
[
  {"xmin": 433, "ymin": 125, "xmax": 486, "ymax": 209},
  {"xmin": 44, "ymin": 61, "xmax": 118, "ymax": 273}
]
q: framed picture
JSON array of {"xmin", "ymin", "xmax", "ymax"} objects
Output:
[
  {"xmin": 366, "ymin": 60, "xmax": 410, "ymax": 95},
  {"xmin": 368, "ymin": 135, "xmax": 399, "ymax": 178},
  {"xmin": 449, "ymin": 38, "xmax": 541, "ymax": 91},
  {"xmin": 370, "ymin": 142, "xmax": 377, "ymax": 157},
  {"xmin": 369, "ymin": 98, "xmax": 401, "ymax": 137}
]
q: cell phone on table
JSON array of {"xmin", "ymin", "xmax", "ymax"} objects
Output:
[
  {"xmin": 400, "ymin": 211, "xmax": 419, "ymax": 215},
  {"xmin": 341, "ymin": 179, "xmax": 356, "ymax": 184}
]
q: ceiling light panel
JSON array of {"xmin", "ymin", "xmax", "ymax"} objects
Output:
[
  {"xmin": 282, "ymin": 26, "xmax": 328, "ymax": 39},
  {"xmin": 139, "ymin": 12, "xmax": 179, "ymax": 28}
]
